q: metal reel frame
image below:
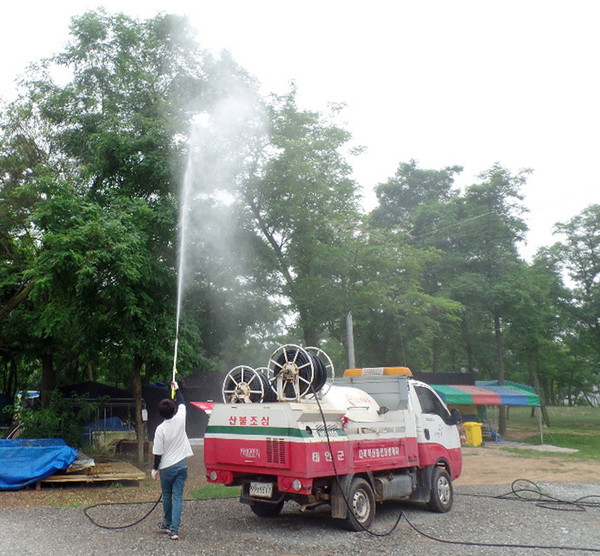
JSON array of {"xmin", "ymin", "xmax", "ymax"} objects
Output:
[
  {"xmin": 305, "ymin": 346, "xmax": 335, "ymax": 396},
  {"xmin": 222, "ymin": 365, "xmax": 270, "ymax": 404},
  {"xmin": 267, "ymin": 344, "xmax": 315, "ymax": 401}
]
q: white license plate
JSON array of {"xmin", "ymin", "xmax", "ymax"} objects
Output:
[{"xmin": 249, "ymin": 482, "xmax": 273, "ymax": 498}]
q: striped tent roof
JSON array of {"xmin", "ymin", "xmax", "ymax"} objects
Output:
[{"xmin": 431, "ymin": 380, "xmax": 540, "ymax": 407}]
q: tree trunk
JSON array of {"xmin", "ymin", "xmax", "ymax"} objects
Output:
[
  {"xmin": 461, "ymin": 319, "xmax": 475, "ymax": 373},
  {"xmin": 41, "ymin": 350, "xmax": 56, "ymax": 409},
  {"xmin": 432, "ymin": 336, "xmax": 440, "ymax": 373},
  {"xmin": 299, "ymin": 305, "xmax": 318, "ymax": 347},
  {"xmin": 302, "ymin": 325, "xmax": 318, "ymax": 348},
  {"xmin": 7, "ymin": 358, "xmax": 17, "ymax": 401},
  {"xmin": 527, "ymin": 353, "xmax": 550, "ymax": 427},
  {"xmin": 86, "ymin": 363, "xmax": 94, "ymax": 382},
  {"xmin": 493, "ymin": 311, "xmax": 507, "ymax": 435},
  {"xmin": 131, "ymin": 354, "xmax": 145, "ymax": 465}
]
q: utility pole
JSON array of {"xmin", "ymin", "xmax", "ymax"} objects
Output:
[{"xmin": 346, "ymin": 312, "xmax": 355, "ymax": 369}]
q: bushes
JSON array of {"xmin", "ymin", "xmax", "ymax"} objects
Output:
[{"xmin": 17, "ymin": 391, "xmax": 102, "ymax": 448}]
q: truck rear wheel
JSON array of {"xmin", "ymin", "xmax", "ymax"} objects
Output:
[
  {"xmin": 344, "ymin": 477, "xmax": 375, "ymax": 531},
  {"xmin": 250, "ymin": 499, "xmax": 284, "ymax": 517},
  {"xmin": 427, "ymin": 467, "xmax": 453, "ymax": 513}
]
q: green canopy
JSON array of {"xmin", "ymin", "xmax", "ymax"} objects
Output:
[{"xmin": 431, "ymin": 380, "xmax": 540, "ymax": 407}]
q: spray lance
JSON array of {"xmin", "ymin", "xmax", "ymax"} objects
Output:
[{"xmin": 172, "ymin": 335, "xmax": 179, "ymax": 400}]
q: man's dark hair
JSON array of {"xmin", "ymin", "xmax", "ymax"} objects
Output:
[{"xmin": 158, "ymin": 398, "xmax": 178, "ymax": 420}]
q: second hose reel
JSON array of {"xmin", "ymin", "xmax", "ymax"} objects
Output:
[{"xmin": 222, "ymin": 344, "xmax": 334, "ymax": 403}]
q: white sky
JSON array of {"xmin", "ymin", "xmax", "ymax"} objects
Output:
[{"xmin": 2, "ymin": 0, "xmax": 599, "ymax": 259}]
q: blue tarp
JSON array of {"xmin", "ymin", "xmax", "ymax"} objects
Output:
[
  {"xmin": 0, "ymin": 438, "xmax": 78, "ymax": 490},
  {"xmin": 82, "ymin": 416, "xmax": 133, "ymax": 445}
]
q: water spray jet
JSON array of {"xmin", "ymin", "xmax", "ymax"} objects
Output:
[{"xmin": 171, "ymin": 93, "xmax": 266, "ymax": 391}]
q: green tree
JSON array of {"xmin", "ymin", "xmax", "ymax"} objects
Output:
[
  {"xmin": 446, "ymin": 165, "xmax": 530, "ymax": 433},
  {"xmin": 551, "ymin": 205, "xmax": 600, "ymax": 403},
  {"xmin": 345, "ymin": 227, "xmax": 463, "ymax": 368},
  {"xmin": 242, "ymin": 89, "xmax": 363, "ymax": 348},
  {"xmin": 370, "ymin": 161, "xmax": 532, "ymax": 431},
  {"xmin": 371, "ymin": 159, "xmax": 462, "ymax": 231},
  {"xmin": 0, "ymin": 10, "xmax": 256, "ymax": 457},
  {"xmin": 370, "ymin": 160, "xmax": 465, "ymax": 371},
  {"xmin": 500, "ymin": 254, "xmax": 572, "ymax": 424}
]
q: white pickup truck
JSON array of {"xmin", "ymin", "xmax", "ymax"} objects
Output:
[{"xmin": 201, "ymin": 346, "xmax": 462, "ymax": 530}]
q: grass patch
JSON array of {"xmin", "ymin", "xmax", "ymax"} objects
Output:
[
  {"xmin": 189, "ymin": 483, "xmax": 241, "ymax": 500},
  {"xmin": 505, "ymin": 406, "xmax": 600, "ymax": 430},
  {"xmin": 50, "ymin": 501, "xmax": 83, "ymax": 508},
  {"xmin": 521, "ymin": 432, "xmax": 600, "ymax": 459},
  {"xmin": 480, "ymin": 405, "xmax": 600, "ymax": 461}
]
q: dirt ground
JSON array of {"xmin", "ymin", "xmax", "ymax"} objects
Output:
[
  {"xmin": 455, "ymin": 444, "xmax": 600, "ymax": 486},
  {"xmin": 1, "ymin": 434, "xmax": 599, "ymax": 510}
]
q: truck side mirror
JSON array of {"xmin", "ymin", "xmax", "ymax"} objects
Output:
[{"xmin": 449, "ymin": 408, "xmax": 462, "ymax": 426}]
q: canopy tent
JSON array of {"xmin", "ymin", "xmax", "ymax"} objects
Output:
[
  {"xmin": 431, "ymin": 380, "xmax": 540, "ymax": 407},
  {"xmin": 431, "ymin": 380, "xmax": 543, "ymax": 444}
]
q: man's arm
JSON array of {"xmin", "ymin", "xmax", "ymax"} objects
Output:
[{"xmin": 151, "ymin": 454, "xmax": 162, "ymax": 480}]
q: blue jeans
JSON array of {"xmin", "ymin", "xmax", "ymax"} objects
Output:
[{"xmin": 160, "ymin": 459, "xmax": 188, "ymax": 533}]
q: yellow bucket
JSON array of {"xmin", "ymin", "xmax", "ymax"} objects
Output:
[{"xmin": 463, "ymin": 421, "xmax": 483, "ymax": 446}]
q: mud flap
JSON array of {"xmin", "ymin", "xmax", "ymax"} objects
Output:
[
  {"xmin": 331, "ymin": 474, "xmax": 354, "ymax": 519},
  {"xmin": 409, "ymin": 465, "xmax": 434, "ymax": 504}
]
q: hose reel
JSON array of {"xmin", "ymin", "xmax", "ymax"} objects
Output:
[
  {"xmin": 221, "ymin": 344, "xmax": 334, "ymax": 403},
  {"xmin": 305, "ymin": 346, "xmax": 335, "ymax": 396},
  {"xmin": 267, "ymin": 344, "xmax": 331, "ymax": 401},
  {"xmin": 221, "ymin": 365, "xmax": 277, "ymax": 404}
]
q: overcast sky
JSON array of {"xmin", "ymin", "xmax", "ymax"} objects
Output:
[{"xmin": 2, "ymin": 1, "xmax": 598, "ymax": 258}]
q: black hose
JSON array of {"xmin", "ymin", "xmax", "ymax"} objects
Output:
[
  {"xmin": 401, "ymin": 508, "xmax": 600, "ymax": 552},
  {"xmin": 311, "ymin": 383, "xmax": 403, "ymax": 537},
  {"xmin": 307, "ymin": 351, "xmax": 328, "ymax": 393},
  {"xmin": 258, "ymin": 370, "xmax": 278, "ymax": 403},
  {"xmin": 462, "ymin": 478, "xmax": 600, "ymax": 512},
  {"xmin": 83, "ymin": 495, "xmax": 162, "ymax": 530}
]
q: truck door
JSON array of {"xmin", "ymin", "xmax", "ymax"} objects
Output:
[{"xmin": 412, "ymin": 383, "xmax": 460, "ymax": 451}]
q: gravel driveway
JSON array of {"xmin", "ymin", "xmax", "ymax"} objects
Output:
[{"xmin": 1, "ymin": 483, "xmax": 599, "ymax": 555}]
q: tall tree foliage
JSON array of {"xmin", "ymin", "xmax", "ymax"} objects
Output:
[
  {"xmin": 370, "ymin": 160, "xmax": 465, "ymax": 370},
  {"xmin": 369, "ymin": 161, "xmax": 533, "ymax": 428},
  {"xmin": 1, "ymin": 12, "xmax": 212, "ymax": 392},
  {"xmin": 2, "ymin": 8, "xmax": 600, "ymax": 438},
  {"xmin": 0, "ymin": 11, "xmax": 258, "ymax": 456},
  {"xmin": 242, "ymin": 90, "xmax": 362, "ymax": 348},
  {"xmin": 432, "ymin": 165, "xmax": 530, "ymax": 433},
  {"xmin": 551, "ymin": 205, "xmax": 600, "ymax": 403}
]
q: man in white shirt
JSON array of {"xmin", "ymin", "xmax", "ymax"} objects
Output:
[{"xmin": 151, "ymin": 381, "xmax": 193, "ymax": 540}]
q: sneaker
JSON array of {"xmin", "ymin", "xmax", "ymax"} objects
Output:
[
  {"xmin": 169, "ymin": 531, "xmax": 180, "ymax": 541},
  {"xmin": 157, "ymin": 522, "xmax": 171, "ymax": 534}
]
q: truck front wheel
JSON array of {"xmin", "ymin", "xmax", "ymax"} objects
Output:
[
  {"xmin": 427, "ymin": 467, "xmax": 453, "ymax": 513},
  {"xmin": 250, "ymin": 499, "xmax": 284, "ymax": 517},
  {"xmin": 344, "ymin": 477, "xmax": 375, "ymax": 531}
]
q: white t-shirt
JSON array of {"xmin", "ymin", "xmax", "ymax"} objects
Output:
[{"xmin": 152, "ymin": 403, "xmax": 194, "ymax": 469}]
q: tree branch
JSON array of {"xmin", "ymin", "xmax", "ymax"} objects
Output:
[{"xmin": 0, "ymin": 281, "xmax": 35, "ymax": 323}]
